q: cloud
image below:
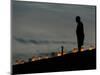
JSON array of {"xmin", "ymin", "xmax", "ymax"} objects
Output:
[
  {"xmin": 14, "ymin": 37, "xmax": 76, "ymax": 45},
  {"xmin": 14, "ymin": 37, "xmax": 28, "ymax": 44}
]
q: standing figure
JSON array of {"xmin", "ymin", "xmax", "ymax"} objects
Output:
[
  {"xmin": 61, "ymin": 46, "xmax": 64, "ymax": 56},
  {"xmin": 76, "ymin": 16, "xmax": 84, "ymax": 52}
]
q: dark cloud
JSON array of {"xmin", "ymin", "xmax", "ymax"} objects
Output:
[
  {"xmin": 29, "ymin": 40, "xmax": 49, "ymax": 44},
  {"xmin": 14, "ymin": 37, "xmax": 76, "ymax": 45},
  {"xmin": 14, "ymin": 37, "xmax": 28, "ymax": 44}
]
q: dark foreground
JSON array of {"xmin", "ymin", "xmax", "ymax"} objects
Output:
[{"xmin": 12, "ymin": 49, "xmax": 96, "ymax": 74}]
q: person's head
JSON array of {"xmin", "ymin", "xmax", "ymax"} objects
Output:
[{"xmin": 76, "ymin": 16, "xmax": 81, "ymax": 23}]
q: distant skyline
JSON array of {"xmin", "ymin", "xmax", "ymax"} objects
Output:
[{"xmin": 12, "ymin": 1, "xmax": 96, "ymax": 64}]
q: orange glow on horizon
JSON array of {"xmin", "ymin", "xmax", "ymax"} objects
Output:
[{"xmin": 72, "ymin": 48, "xmax": 78, "ymax": 53}]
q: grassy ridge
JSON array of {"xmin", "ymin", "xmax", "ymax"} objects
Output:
[{"xmin": 12, "ymin": 49, "xmax": 96, "ymax": 74}]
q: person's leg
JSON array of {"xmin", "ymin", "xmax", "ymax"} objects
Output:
[{"xmin": 78, "ymin": 44, "xmax": 81, "ymax": 52}]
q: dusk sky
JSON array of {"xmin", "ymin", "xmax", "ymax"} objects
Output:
[{"xmin": 12, "ymin": 1, "xmax": 96, "ymax": 64}]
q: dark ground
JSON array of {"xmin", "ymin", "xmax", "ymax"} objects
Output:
[{"xmin": 12, "ymin": 49, "xmax": 96, "ymax": 74}]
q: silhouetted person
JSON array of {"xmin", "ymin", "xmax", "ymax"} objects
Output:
[
  {"xmin": 28, "ymin": 58, "xmax": 32, "ymax": 62},
  {"xmin": 61, "ymin": 46, "xmax": 64, "ymax": 56},
  {"xmin": 76, "ymin": 16, "xmax": 84, "ymax": 52}
]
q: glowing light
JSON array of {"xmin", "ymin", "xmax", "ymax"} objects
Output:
[
  {"xmin": 80, "ymin": 47, "xmax": 84, "ymax": 52},
  {"xmin": 31, "ymin": 56, "xmax": 38, "ymax": 62},
  {"xmin": 32, "ymin": 58, "xmax": 35, "ymax": 62},
  {"xmin": 56, "ymin": 51, "xmax": 66, "ymax": 56},
  {"xmin": 88, "ymin": 47, "xmax": 93, "ymax": 50},
  {"xmin": 15, "ymin": 59, "xmax": 25, "ymax": 64},
  {"xmin": 57, "ymin": 52, "xmax": 61, "ymax": 56},
  {"xmin": 72, "ymin": 48, "xmax": 78, "ymax": 53},
  {"xmin": 43, "ymin": 56, "xmax": 49, "ymax": 59}
]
